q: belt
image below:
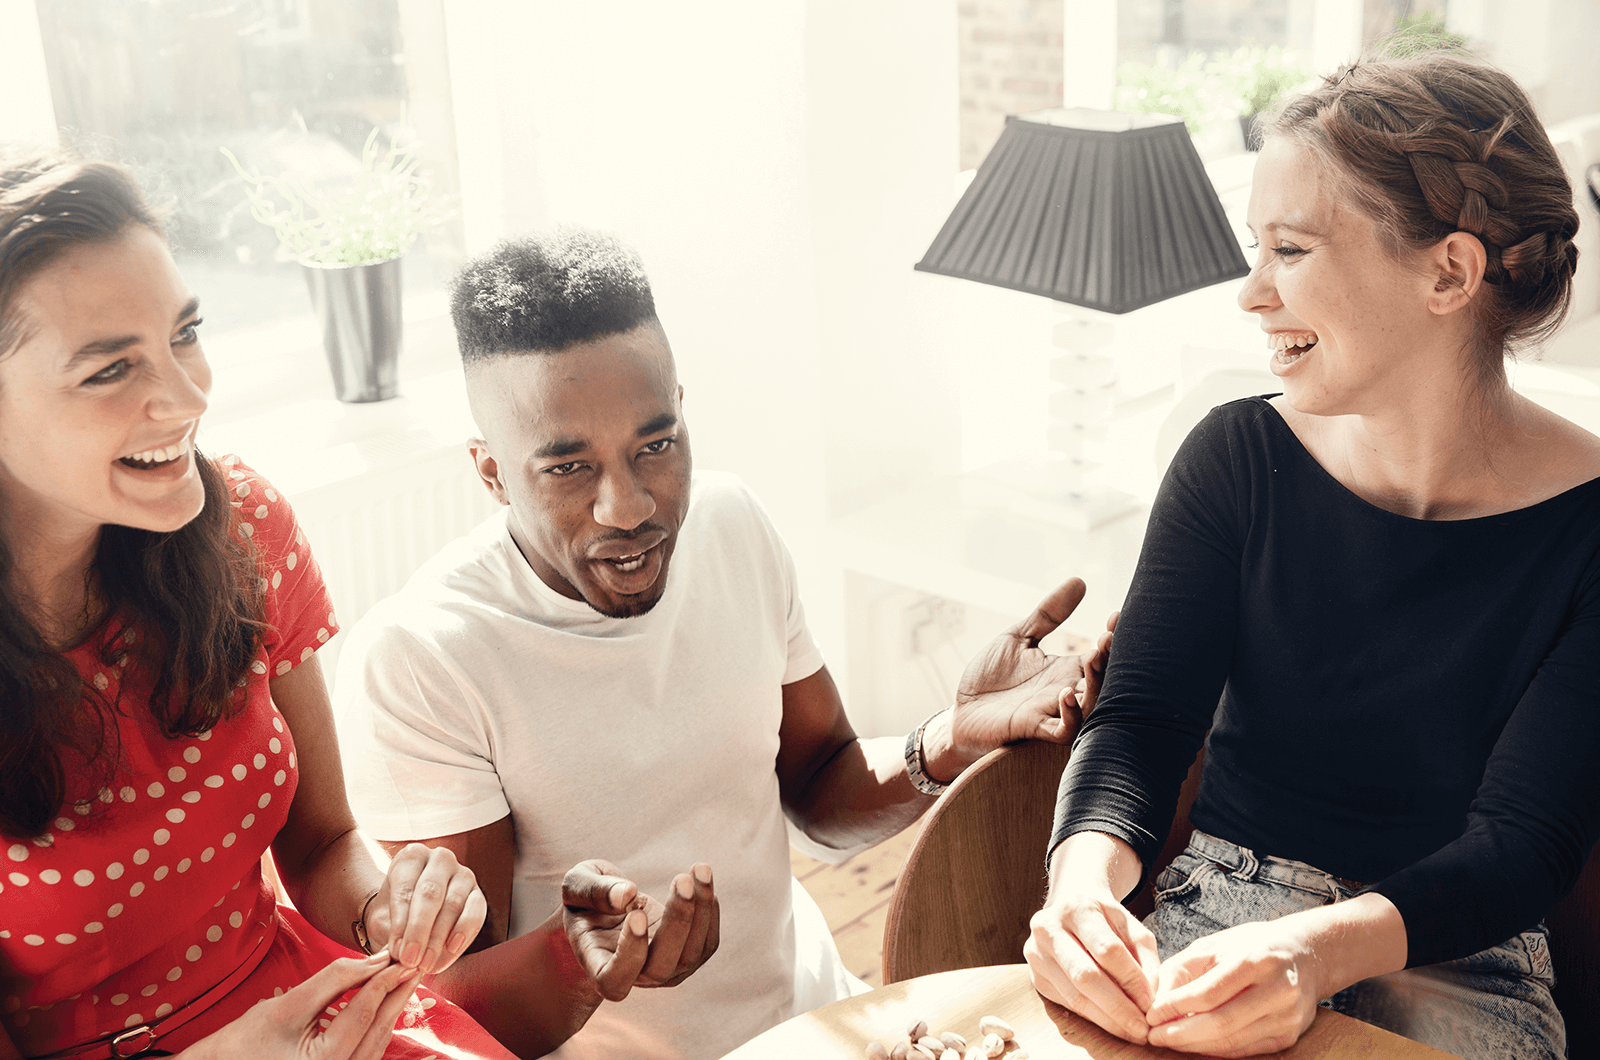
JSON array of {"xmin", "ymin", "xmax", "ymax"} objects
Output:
[{"xmin": 29, "ymin": 916, "xmax": 278, "ymax": 1060}]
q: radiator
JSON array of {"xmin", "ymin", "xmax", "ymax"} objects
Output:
[{"xmin": 200, "ymin": 367, "xmax": 501, "ymax": 691}]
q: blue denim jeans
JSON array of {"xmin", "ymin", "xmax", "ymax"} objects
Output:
[{"xmin": 1146, "ymin": 829, "xmax": 1566, "ymax": 1060}]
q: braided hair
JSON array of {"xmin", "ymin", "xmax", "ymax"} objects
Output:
[{"xmin": 1266, "ymin": 52, "xmax": 1580, "ymax": 377}]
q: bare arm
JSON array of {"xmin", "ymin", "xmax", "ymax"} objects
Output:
[
  {"xmin": 775, "ymin": 666, "xmax": 935, "ymax": 854},
  {"xmin": 778, "ymin": 579, "xmax": 1103, "ymax": 856},
  {"xmin": 269, "ymin": 656, "xmax": 485, "ymax": 975},
  {"xmin": 270, "ymin": 655, "xmax": 387, "ymax": 948}
]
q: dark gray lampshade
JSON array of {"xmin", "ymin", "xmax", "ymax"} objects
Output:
[{"xmin": 915, "ymin": 109, "xmax": 1249, "ymax": 314}]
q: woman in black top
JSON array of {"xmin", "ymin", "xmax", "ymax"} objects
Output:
[{"xmin": 1024, "ymin": 52, "xmax": 1595, "ymax": 1059}]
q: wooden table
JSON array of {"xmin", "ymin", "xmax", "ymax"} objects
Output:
[{"xmin": 721, "ymin": 965, "xmax": 1454, "ymax": 1059}]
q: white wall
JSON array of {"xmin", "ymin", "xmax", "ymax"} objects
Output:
[
  {"xmin": 440, "ymin": 1, "xmax": 966, "ymax": 684},
  {"xmin": 1452, "ymin": 0, "xmax": 1600, "ymax": 125},
  {"xmin": 0, "ymin": 0, "xmax": 58, "ymax": 144}
]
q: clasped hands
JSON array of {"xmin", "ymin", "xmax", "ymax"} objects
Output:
[{"xmin": 1025, "ymin": 864, "xmax": 1327, "ymax": 1058}]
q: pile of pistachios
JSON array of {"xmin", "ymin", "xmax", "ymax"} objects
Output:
[{"xmin": 864, "ymin": 1015, "xmax": 1025, "ymax": 1060}]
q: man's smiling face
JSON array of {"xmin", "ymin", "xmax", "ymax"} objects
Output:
[{"xmin": 466, "ymin": 323, "xmax": 692, "ymax": 618}]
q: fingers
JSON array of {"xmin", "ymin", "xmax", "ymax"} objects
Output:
[
  {"xmin": 1024, "ymin": 903, "xmax": 1154, "ymax": 1044},
  {"xmin": 430, "ymin": 886, "xmax": 487, "ymax": 976},
  {"xmin": 300, "ymin": 957, "xmax": 408, "ymax": 1059},
  {"xmin": 385, "ymin": 844, "xmax": 482, "ymax": 974},
  {"xmin": 1079, "ymin": 618, "xmax": 1118, "ymax": 716},
  {"xmin": 1079, "ymin": 905, "xmax": 1162, "ymax": 1014},
  {"xmin": 658, "ymin": 863, "xmax": 719, "ymax": 986},
  {"xmin": 1011, "ymin": 578, "xmax": 1088, "ymax": 646},
  {"xmin": 588, "ymin": 909, "xmax": 650, "ymax": 1002},
  {"xmin": 562, "ymin": 859, "xmax": 639, "ymax": 916},
  {"xmin": 638, "ymin": 873, "xmax": 698, "ymax": 984},
  {"xmin": 349, "ymin": 970, "xmax": 427, "ymax": 1060},
  {"xmin": 1148, "ymin": 1005, "xmax": 1298, "ymax": 1058},
  {"xmin": 279, "ymin": 953, "xmax": 393, "ymax": 1019}
]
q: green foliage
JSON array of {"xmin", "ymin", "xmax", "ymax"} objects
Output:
[
  {"xmin": 1116, "ymin": 45, "xmax": 1313, "ymax": 136},
  {"xmin": 1115, "ymin": 52, "xmax": 1216, "ymax": 134},
  {"xmin": 1383, "ymin": 12, "xmax": 1474, "ymax": 58},
  {"xmin": 1213, "ymin": 45, "xmax": 1314, "ymax": 117},
  {"xmin": 221, "ymin": 127, "xmax": 447, "ymax": 266}
]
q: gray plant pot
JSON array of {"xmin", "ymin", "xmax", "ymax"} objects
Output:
[{"xmin": 302, "ymin": 257, "xmax": 402, "ymax": 403}]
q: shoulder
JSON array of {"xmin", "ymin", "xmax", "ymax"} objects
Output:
[
  {"xmin": 1507, "ymin": 393, "xmax": 1600, "ymax": 504},
  {"xmin": 684, "ymin": 470, "xmax": 790, "ymax": 562},
  {"xmin": 213, "ymin": 454, "xmax": 304, "ymax": 563},
  {"xmin": 688, "ymin": 469, "xmax": 764, "ymax": 518},
  {"xmin": 338, "ymin": 513, "xmax": 514, "ymax": 665},
  {"xmin": 1169, "ymin": 395, "xmax": 1282, "ymax": 481}
]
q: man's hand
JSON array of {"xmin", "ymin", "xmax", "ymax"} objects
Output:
[
  {"xmin": 1075, "ymin": 610, "xmax": 1118, "ymax": 718},
  {"xmin": 560, "ymin": 860, "xmax": 720, "ymax": 1002},
  {"xmin": 926, "ymin": 578, "xmax": 1102, "ymax": 778}
]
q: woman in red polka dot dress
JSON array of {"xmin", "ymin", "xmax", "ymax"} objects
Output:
[{"xmin": 0, "ymin": 155, "xmax": 527, "ymax": 1059}]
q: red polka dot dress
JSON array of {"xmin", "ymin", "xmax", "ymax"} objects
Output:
[{"xmin": 0, "ymin": 458, "xmax": 514, "ymax": 1059}]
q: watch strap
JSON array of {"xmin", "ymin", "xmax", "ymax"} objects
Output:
[{"xmin": 904, "ymin": 708, "xmax": 951, "ymax": 796}]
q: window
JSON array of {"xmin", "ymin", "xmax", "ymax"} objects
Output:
[{"xmin": 34, "ymin": 0, "xmax": 463, "ymax": 341}]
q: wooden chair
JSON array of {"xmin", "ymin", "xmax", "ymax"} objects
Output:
[
  {"xmin": 880, "ymin": 739, "xmax": 1203, "ymax": 982},
  {"xmin": 880, "ymin": 739, "xmax": 1600, "ymax": 1059},
  {"xmin": 1548, "ymin": 840, "xmax": 1600, "ymax": 1059}
]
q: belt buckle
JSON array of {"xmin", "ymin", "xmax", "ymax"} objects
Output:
[{"xmin": 110, "ymin": 1025, "xmax": 157, "ymax": 1057}]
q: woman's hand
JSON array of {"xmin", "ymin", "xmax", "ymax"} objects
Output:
[
  {"xmin": 364, "ymin": 843, "xmax": 488, "ymax": 976},
  {"xmin": 182, "ymin": 953, "xmax": 420, "ymax": 1060},
  {"xmin": 1025, "ymin": 886, "xmax": 1162, "ymax": 1043},
  {"xmin": 1024, "ymin": 832, "xmax": 1161, "ymax": 1044},
  {"xmin": 1144, "ymin": 894, "xmax": 1408, "ymax": 1057},
  {"xmin": 1143, "ymin": 917, "xmax": 1323, "ymax": 1057}
]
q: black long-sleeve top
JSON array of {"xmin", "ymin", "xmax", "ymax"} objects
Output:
[{"xmin": 1052, "ymin": 396, "xmax": 1600, "ymax": 967}]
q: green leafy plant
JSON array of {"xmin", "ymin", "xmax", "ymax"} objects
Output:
[
  {"xmin": 1115, "ymin": 51, "xmax": 1217, "ymax": 134},
  {"xmin": 1214, "ymin": 45, "xmax": 1313, "ymax": 118},
  {"xmin": 221, "ymin": 127, "xmax": 447, "ymax": 266},
  {"xmin": 1383, "ymin": 12, "xmax": 1474, "ymax": 58}
]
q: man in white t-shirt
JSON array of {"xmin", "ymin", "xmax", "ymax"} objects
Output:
[{"xmin": 333, "ymin": 230, "xmax": 1110, "ymax": 1060}]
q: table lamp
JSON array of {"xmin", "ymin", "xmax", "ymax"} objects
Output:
[{"xmin": 915, "ymin": 108, "xmax": 1248, "ymax": 528}]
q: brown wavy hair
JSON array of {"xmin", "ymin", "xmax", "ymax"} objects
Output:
[
  {"xmin": 0, "ymin": 146, "xmax": 265, "ymax": 838},
  {"xmin": 1264, "ymin": 51, "xmax": 1580, "ymax": 381}
]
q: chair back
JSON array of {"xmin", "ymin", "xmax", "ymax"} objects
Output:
[
  {"xmin": 881, "ymin": 740, "xmax": 1070, "ymax": 983},
  {"xmin": 1547, "ymin": 839, "xmax": 1600, "ymax": 1059}
]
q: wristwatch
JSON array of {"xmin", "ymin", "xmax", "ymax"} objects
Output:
[{"xmin": 904, "ymin": 708, "xmax": 952, "ymax": 796}]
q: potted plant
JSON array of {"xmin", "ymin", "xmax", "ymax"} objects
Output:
[
  {"xmin": 222, "ymin": 128, "xmax": 446, "ymax": 402},
  {"xmin": 1214, "ymin": 46, "xmax": 1312, "ymax": 150},
  {"xmin": 1115, "ymin": 52, "xmax": 1216, "ymax": 135}
]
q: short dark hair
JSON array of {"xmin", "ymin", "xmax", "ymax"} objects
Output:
[{"xmin": 450, "ymin": 228, "xmax": 659, "ymax": 365}]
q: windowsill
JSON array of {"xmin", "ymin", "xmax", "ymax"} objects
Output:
[{"xmin": 196, "ymin": 294, "xmax": 477, "ymax": 500}]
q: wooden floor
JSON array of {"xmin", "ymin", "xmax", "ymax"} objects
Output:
[{"xmin": 790, "ymin": 824, "xmax": 922, "ymax": 988}]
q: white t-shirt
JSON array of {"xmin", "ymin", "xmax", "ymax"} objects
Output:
[{"xmin": 333, "ymin": 471, "xmax": 853, "ymax": 1059}]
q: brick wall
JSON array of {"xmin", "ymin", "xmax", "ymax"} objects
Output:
[{"xmin": 958, "ymin": 1, "xmax": 1064, "ymax": 170}]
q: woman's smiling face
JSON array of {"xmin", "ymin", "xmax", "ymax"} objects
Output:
[
  {"xmin": 1238, "ymin": 137, "xmax": 1442, "ymax": 418},
  {"xmin": 0, "ymin": 225, "xmax": 211, "ymax": 545}
]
